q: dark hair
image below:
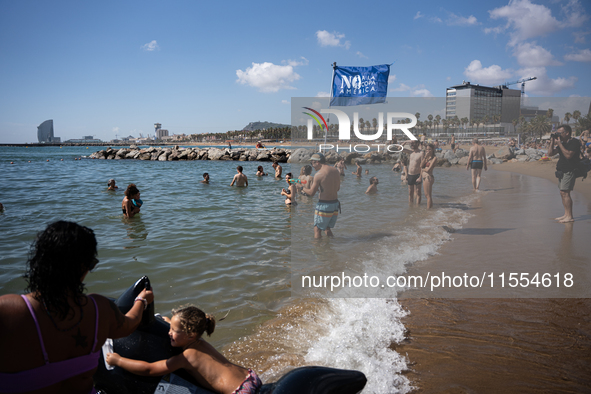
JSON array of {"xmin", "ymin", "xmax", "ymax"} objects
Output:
[
  {"xmin": 285, "ymin": 172, "xmax": 292, "ymax": 178},
  {"xmin": 125, "ymin": 183, "xmax": 139, "ymax": 198},
  {"xmin": 172, "ymin": 304, "xmax": 215, "ymax": 337},
  {"xmin": 557, "ymin": 124, "xmax": 572, "ymax": 135},
  {"xmin": 203, "ymin": 173, "xmax": 209, "ymax": 178},
  {"xmin": 257, "ymin": 166, "xmax": 264, "ymax": 172},
  {"xmin": 25, "ymin": 221, "xmax": 97, "ymax": 319},
  {"xmin": 237, "ymin": 166, "xmax": 243, "ymax": 172},
  {"xmin": 369, "ymin": 176, "xmax": 378, "ymax": 184},
  {"xmin": 303, "ymin": 165, "xmax": 312, "ymax": 175}
]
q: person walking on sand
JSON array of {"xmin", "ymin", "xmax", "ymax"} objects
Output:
[
  {"xmin": 549, "ymin": 125, "xmax": 582, "ymax": 223},
  {"xmin": 402, "ymin": 140, "xmax": 424, "ymax": 204},
  {"xmin": 421, "ymin": 144, "xmax": 438, "ymax": 209},
  {"xmin": 303, "ymin": 153, "xmax": 341, "ymax": 239},
  {"xmin": 230, "ymin": 166, "xmax": 248, "ymax": 187},
  {"xmin": 272, "ymin": 161, "xmax": 282, "ymax": 179},
  {"xmin": 466, "ymin": 138, "xmax": 487, "ymax": 191}
]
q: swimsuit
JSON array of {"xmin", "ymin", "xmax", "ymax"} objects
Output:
[
  {"xmin": 314, "ymin": 200, "xmax": 340, "ymax": 230},
  {"xmin": 471, "ymin": 160, "xmax": 483, "ymax": 170},
  {"xmin": 406, "ymin": 174, "xmax": 421, "ymax": 185},
  {"xmin": 231, "ymin": 369, "xmax": 262, "ymax": 394},
  {"xmin": 0, "ymin": 295, "xmax": 100, "ymax": 393},
  {"xmin": 422, "ymin": 171, "xmax": 434, "ymax": 184}
]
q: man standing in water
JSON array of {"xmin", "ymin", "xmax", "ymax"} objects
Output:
[
  {"xmin": 272, "ymin": 161, "xmax": 282, "ymax": 179},
  {"xmin": 402, "ymin": 140, "xmax": 424, "ymax": 204},
  {"xmin": 466, "ymin": 138, "xmax": 487, "ymax": 191},
  {"xmin": 230, "ymin": 166, "xmax": 248, "ymax": 187},
  {"xmin": 303, "ymin": 153, "xmax": 341, "ymax": 238},
  {"xmin": 549, "ymin": 125, "xmax": 582, "ymax": 223}
]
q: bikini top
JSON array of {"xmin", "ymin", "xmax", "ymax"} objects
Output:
[{"xmin": 0, "ymin": 295, "xmax": 100, "ymax": 393}]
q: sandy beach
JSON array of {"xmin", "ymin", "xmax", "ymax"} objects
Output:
[{"xmin": 398, "ymin": 161, "xmax": 591, "ymax": 393}]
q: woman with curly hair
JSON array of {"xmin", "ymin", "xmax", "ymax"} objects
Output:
[{"xmin": 0, "ymin": 220, "xmax": 154, "ymax": 393}]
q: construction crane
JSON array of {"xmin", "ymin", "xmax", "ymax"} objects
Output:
[{"xmin": 503, "ymin": 77, "xmax": 537, "ymax": 107}]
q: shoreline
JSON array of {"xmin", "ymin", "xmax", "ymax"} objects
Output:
[{"xmin": 397, "ymin": 166, "xmax": 591, "ymax": 392}]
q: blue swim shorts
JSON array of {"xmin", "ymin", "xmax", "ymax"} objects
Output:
[{"xmin": 314, "ymin": 200, "xmax": 340, "ymax": 230}]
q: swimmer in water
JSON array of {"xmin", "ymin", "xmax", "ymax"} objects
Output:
[
  {"xmin": 281, "ymin": 173, "xmax": 297, "ymax": 206},
  {"xmin": 107, "ymin": 179, "xmax": 118, "ymax": 191},
  {"xmin": 122, "ymin": 184, "xmax": 141, "ymax": 218}
]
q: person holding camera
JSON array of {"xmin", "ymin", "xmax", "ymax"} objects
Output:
[{"xmin": 548, "ymin": 125, "xmax": 582, "ymax": 223}]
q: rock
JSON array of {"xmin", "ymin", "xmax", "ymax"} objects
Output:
[
  {"xmin": 288, "ymin": 148, "xmax": 314, "ymax": 163},
  {"xmin": 138, "ymin": 152, "xmax": 151, "ymax": 160},
  {"xmin": 256, "ymin": 151, "xmax": 271, "ymax": 161},
  {"xmin": 158, "ymin": 150, "xmax": 171, "ymax": 161},
  {"xmin": 208, "ymin": 148, "xmax": 225, "ymax": 160},
  {"xmin": 516, "ymin": 154, "xmax": 529, "ymax": 162},
  {"xmin": 444, "ymin": 150, "xmax": 457, "ymax": 161},
  {"xmin": 494, "ymin": 146, "xmax": 514, "ymax": 160},
  {"xmin": 458, "ymin": 156, "xmax": 470, "ymax": 166},
  {"xmin": 449, "ymin": 158, "xmax": 460, "ymax": 165},
  {"xmin": 455, "ymin": 148, "xmax": 469, "ymax": 158}
]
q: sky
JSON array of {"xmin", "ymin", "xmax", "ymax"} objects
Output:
[{"xmin": 1, "ymin": 0, "xmax": 590, "ymax": 143}]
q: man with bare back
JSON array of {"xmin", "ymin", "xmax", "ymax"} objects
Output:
[
  {"xmin": 303, "ymin": 153, "xmax": 341, "ymax": 238},
  {"xmin": 466, "ymin": 138, "xmax": 487, "ymax": 191}
]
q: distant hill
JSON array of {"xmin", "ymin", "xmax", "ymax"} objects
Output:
[{"xmin": 242, "ymin": 121, "xmax": 291, "ymax": 131}]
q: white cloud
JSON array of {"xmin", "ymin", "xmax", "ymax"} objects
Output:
[
  {"xmin": 488, "ymin": 0, "xmax": 560, "ymax": 45},
  {"xmin": 391, "ymin": 83, "xmax": 411, "ymax": 92},
  {"xmin": 112, "ymin": 127, "xmax": 119, "ymax": 134},
  {"xmin": 561, "ymin": 0, "xmax": 589, "ymax": 28},
  {"xmin": 414, "ymin": 11, "xmax": 424, "ymax": 20},
  {"xmin": 513, "ymin": 42, "xmax": 563, "ymax": 67},
  {"xmin": 446, "ymin": 76, "xmax": 452, "ymax": 81},
  {"xmin": 388, "ymin": 75, "xmax": 396, "ymax": 84},
  {"xmin": 447, "ymin": 13, "xmax": 478, "ymax": 26},
  {"xmin": 141, "ymin": 40, "xmax": 159, "ymax": 51},
  {"xmin": 281, "ymin": 100, "xmax": 290, "ymax": 104},
  {"xmin": 484, "ymin": 26, "xmax": 505, "ymax": 35},
  {"xmin": 316, "ymin": 30, "xmax": 351, "ymax": 49},
  {"xmin": 284, "ymin": 57, "xmax": 309, "ymax": 67},
  {"xmin": 564, "ymin": 48, "xmax": 591, "ymax": 62},
  {"xmin": 315, "ymin": 92, "xmax": 330, "ymax": 97},
  {"xmin": 516, "ymin": 66, "xmax": 577, "ymax": 95},
  {"xmin": 463, "ymin": 60, "xmax": 513, "ymax": 85},
  {"xmin": 573, "ymin": 30, "xmax": 591, "ymax": 43},
  {"xmin": 236, "ymin": 62, "xmax": 301, "ymax": 93},
  {"xmin": 389, "ymin": 82, "xmax": 432, "ymax": 97},
  {"xmin": 356, "ymin": 51, "xmax": 368, "ymax": 59},
  {"xmin": 430, "ymin": 17, "xmax": 443, "ymax": 23},
  {"xmin": 411, "ymin": 87, "xmax": 434, "ymax": 97}
]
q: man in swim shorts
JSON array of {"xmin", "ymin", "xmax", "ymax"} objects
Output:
[
  {"xmin": 466, "ymin": 138, "xmax": 487, "ymax": 191},
  {"xmin": 402, "ymin": 140, "xmax": 424, "ymax": 204},
  {"xmin": 303, "ymin": 153, "xmax": 341, "ymax": 238}
]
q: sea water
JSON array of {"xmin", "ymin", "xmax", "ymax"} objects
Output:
[{"xmin": 0, "ymin": 146, "xmax": 477, "ymax": 393}]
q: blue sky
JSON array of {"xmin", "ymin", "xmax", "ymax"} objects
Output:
[{"xmin": 1, "ymin": 0, "xmax": 590, "ymax": 143}]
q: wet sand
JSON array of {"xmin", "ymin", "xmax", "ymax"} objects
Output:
[{"xmin": 398, "ymin": 166, "xmax": 591, "ymax": 393}]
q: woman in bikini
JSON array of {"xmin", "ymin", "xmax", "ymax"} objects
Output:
[
  {"xmin": 280, "ymin": 173, "xmax": 297, "ymax": 206},
  {"xmin": 122, "ymin": 184, "xmax": 141, "ymax": 218},
  {"xmin": 421, "ymin": 144, "xmax": 438, "ymax": 209},
  {"xmin": 0, "ymin": 220, "xmax": 154, "ymax": 393}
]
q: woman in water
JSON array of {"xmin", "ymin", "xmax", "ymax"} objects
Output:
[
  {"xmin": 122, "ymin": 184, "xmax": 141, "ymax": 218},
  {"xmin": 421, "ymin": 144, "xmax": 438, "ymax": 209},
  {"xmin": 106, "ymin": 305, "xmax": 262, "ymax": 394},
  {"xmin": 255, "ymin": 166, "xmax": 267, "ymax": 176},
  {"xmin": 280, "ymin": 173, "xmax": 297, "ymax": 206},
  {"xmin": 0, "ymin": 220, "xmax": 154, "ymax": 393}
]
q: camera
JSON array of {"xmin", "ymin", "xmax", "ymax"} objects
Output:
[{"xmin": 551, "ymin": 132, "xmax": 560, "ymax": 139}]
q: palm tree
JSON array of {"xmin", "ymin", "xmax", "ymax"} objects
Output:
[
  {"xmin": 358, "ymin": 117, "xmax": 364, "ymax": 131},
  {"xmin": 372, "ymin": 118, "xmax": 378, "ymax": 131},
  {"xmin": 572, "ymin": 110, "xmax": 581, "ymax": 134},
  {"xmin": 564, "ymin": 112, "xmax": 571, "ymax": 124},
  {"xmin": 435, "ymin": 115, "xmax": 441, "ymax": 133},
  {"xmin": 415, "ymin": 112, "xmax": 421, "ymax": 122},
  {"xmin": 512, "ymin": 119, "xmax": 518, "ymax": 134}
]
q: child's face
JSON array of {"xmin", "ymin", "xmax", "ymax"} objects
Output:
[{"xmin": 168, "ymin": 315, "xmax": 195, "ymax": 347}]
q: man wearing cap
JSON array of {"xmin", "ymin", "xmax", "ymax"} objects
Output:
[{"xmin": 303, "ymin": 152, "xmax": 341, "ymax": 238}]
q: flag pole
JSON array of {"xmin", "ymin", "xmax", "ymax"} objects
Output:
[{"xmin": 326, "ymin": 62, "xmax": 337, "ymax": 146}]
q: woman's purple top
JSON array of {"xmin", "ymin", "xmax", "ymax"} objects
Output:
[{"xmin": 0, "ymin": 294, "xmax": 100, "ymax": 393}]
